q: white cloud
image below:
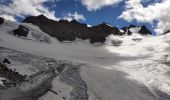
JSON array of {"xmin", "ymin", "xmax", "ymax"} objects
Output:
[
  {"xmin": 80, "ymin": 0, "xmax": 123, "ymax": 11},
  {"xmin": 119, "ymin": 0, "xmax": 170, "ymax": 34},
  {"xmin": 63, "ymin": 12, "xmax": 86, "ymax": 21},
  {"xmin": 0, "ymin": 14, "xmax": 16, "ymax": 21},
  {"xmin": 0, "ymin": 0, "xmax": 59, "ymax": 21}
]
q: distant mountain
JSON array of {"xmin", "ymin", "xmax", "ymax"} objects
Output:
[
  {"xmin": 122, "ymin": 24, "xmax": 152, "ymax": 35},
  {"xmin": 23, "ymin": 15, "xmax": 152, "ymax": 43}
]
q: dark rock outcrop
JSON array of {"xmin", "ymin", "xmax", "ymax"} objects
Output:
[
  {"xmin": 122, "ymin": 26, "xmax": 133, "ymax": 35},
  {"xmin": 0, "ymin": 63, "xmax": 26, "ymax": 87},
  {"xmin": 13, "ymin": 25, "xmax": 29, "ymax": 37},
  {"xmin": 138, "ymin": 25, "xmax": 152, "ymax": 35},
  {"xmin": 128, "ymin": 24, "xmax": 137, "ymax": 29},
  {"xmin": 122, "ymin": 25, "xmax": 152, "ymax": 35},
  {"xmin": 3, "ymin": 58, "xmax": 11, "ymax": 64},
  {"xmin": 122, "ymin": 25, "xmax": 137, "ymax": 35},
  {"xmin": 90, "ymin": 23, "xmax": 122, "ymax": 43},
  {"xmin": 162, "ymin": 30, "xmax": 170, "ymax": 35},
  {"xmin": 0, "ymin": 17, "xmax": 4, "ymax": 25},
  {"xmin": 23, "ymin": 15, "xmax": 122, "ymax": 43}
]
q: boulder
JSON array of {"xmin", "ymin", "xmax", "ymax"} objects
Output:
[{"xmin": 13, "ymin": 25, "xmax": 29, "ymax": 37}]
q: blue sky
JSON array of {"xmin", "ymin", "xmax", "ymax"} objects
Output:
[
  {"xmin": 44, "ymin": 0, "xmax": 156, "ymax": 34},
  {"xmin": 0, "ymin": 0, "xmax": 169, "ymax": 35}
]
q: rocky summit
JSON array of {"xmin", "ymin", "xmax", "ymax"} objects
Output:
[
  {"xmin": 138, "ymin": 25, "xmax": 152, "ymax": 35},
  {"xmin": 23, "ymin": 15, "xmax": 152, "ymax": 43},
  {"xmin": 122, "ymin": 24, "xmax": 152, "ymax": 36}
]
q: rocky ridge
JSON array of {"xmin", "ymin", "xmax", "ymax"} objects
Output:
[{"xmin": 22, "ymin": 15, "xmax": 152, "ymax": 43}]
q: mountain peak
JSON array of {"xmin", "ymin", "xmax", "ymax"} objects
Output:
[
  {"xmin": 139, "ymin": 25, "xmax": 152, "ymax": 35},
  {"xmin": 128, "ymin": 24, "xmax": 137, "ymax": 29},
  {"xmin": 59, "ymin": 19, "xmax": 69, "ymax": 23},
  {"xmin": 70, "ymin": 19, "xmax": 77, "ymax": 23},
  {"xmin": 37, "ymin": 14, "xmax": 47, "ymax": 18}
]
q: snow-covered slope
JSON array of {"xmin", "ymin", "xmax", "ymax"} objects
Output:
[
  {"xmin": 0, "ymin": 20, "xmax": 54, "ymax": 43},
  {"xmin": 1, "ymin": 20, "xmax": 170, "ymax": 100}
]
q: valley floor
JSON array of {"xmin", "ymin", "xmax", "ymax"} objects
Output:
[{"xmin": 0, "ymin": 47, "xmax": 88, "ymax": 100}]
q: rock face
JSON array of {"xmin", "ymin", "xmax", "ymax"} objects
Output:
[
  {"xmin": 23, "ymin": 15, "xmax": 122, "ymax": 43},
  {"xmin": 0, "ymin": 62, "xmax": 26, "ymax": 86},
  {"xmin": 122, "ymin": 25, "xmax": 152, "ymax": 35},
  {"xmin": 122, "ymin": 26, "xmax": 132, "ymax": 35},
  {"xmin": 0, "ymin": 17, "xmax": 4, "ymax": 25},
  {"xmin": 13, "ymin": 25, "xmax": 29, "ymax": 37},
  {"xmin": 138, "ymin": 25, "xmax": 152, "ymax": 35},
  {"xmin": 23, "ymin": 15, "xmax": 152, "ymax": 43},
  {"xmin": 122, "ymin": 24, "xmax": 137, "ymax": 35},
  {"xmin": 90, "ymin": 23, "xmax": 123, "ymax": 43}
]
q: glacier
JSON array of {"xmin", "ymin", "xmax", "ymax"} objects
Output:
[{"xmin": 0, "ymin": 19, "xmax": 170, "ymax": 100}]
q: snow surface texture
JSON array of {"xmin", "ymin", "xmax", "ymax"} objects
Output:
[
  {"xmin": 1, "ymin": 20, "xmax": 170, "ymax": 100},
  {"xmin": 0, "ymin": 46, "xmax": 88, "ymax": 100}
]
